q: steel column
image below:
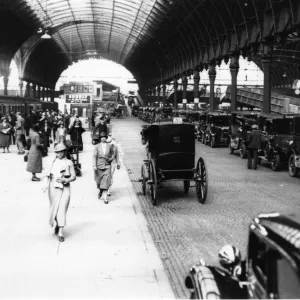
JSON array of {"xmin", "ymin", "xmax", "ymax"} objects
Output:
[
  {"xmin": 262, "ymin": 44, "xmax": 273, "ymax": 114},
  {"xmin": 173, "ymin": 80, "xmax": 178, "ymax": 109},
  {"xmin": 157, "ymin": 85, "xmax": 161, "ymax": 107},
  {"xmin": 230, "ymin": 55, "xmax": 240, "ymax": 112},
  {"xmin": 182, "ymin": 74, "xmax": 188, "ymax": 110},
  {"xmin": 193, "ymin": 69, "xmax": 200, "ymax": 111},
  {"xmin": 208, "ymin": 64, "xmax": 216, "ymax": 111},
  {"xmin": 19, "ymin": 79, "xmax": 23, "ymax": 97},
  {"xmin": 162, "ymin": 84, "xmax": 166, "ymax": 107}
]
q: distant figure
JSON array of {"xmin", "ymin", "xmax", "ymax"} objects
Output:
[
  {"xmin": 0, "ymin": 117, "xmax": 12, "ymax": 153},
  {"xmin": 26, "ymin": 125, "xmax": 43, "ymax": 181},
  {"xmin": 69, "ymin": 115, "xmax": 85, "ymax": 151},
  {"xmin": 15, "ymin": 112, "xmax": 25, "ymax": 155},
  {"xmin": 246, "ymin": 124, "xmax": 262, "ymax": 170}
]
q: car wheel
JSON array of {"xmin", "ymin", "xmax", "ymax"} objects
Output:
[
  {"xmin": 229, "ymin": 143, "xmax": 234, "ymax": 154},
  {"xmin": 288, "ymin": 154, "xmax": 299, "ymax": 177},
  {"xmin": 271, "ymin": 153, "xmax": 281, "ymax": 171}
]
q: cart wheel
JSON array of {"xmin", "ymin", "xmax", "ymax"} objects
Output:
[
  {"xmin": 271, "ymin": 153, "xmax": 281, "ymax": 171},
  {"xmin": 141, "ymin": 164, "xmax": 147, "ymax": 195},
  {"xmin": 288, "ymin": 154, "xmax": 299, "ymax": 177},
  {"xmin": 195, "ymin": 157, "xmax": 208, "ymax": 204},
  {"xmin": 184, "ymin": 180, "xmax": 190, "ymax": 194},
  {"xmin": 149, "ymin": 159, "xmax": 158, "ymax": 205}
]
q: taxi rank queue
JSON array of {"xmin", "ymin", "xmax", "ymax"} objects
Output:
[{"xmin": 131, "ymin": 104, "xmax": 300, "ymax": 177}]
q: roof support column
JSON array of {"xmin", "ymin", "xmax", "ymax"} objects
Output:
[
  {"xmin": 262, "ymin": 44, "xmax": 273, "ymax": 114},
  {"xmin": 230, "ymin": 54, "xmax": 240, "ymax": 112},
  {"xmin": 182, "ymin": 74, "xmax": 188, "ymax": 110},
  {"xmin": 157, "ymin": 85, "xmax": 161, "ymax": 107},
  {"xmin": 19, "ymin": 79, "xmax": 23, "ymax": 97},
  {"xmin": 32, "ymin": 84, "xmax": 36, "ymax": 99},
  {"xmin": 42, "ymin": 87, "xmax": 45, "ymax": 101},
  {"xmin": 51, "ymin": 89, "xmax": 55, "ymax": 102},
  {"xmin": 162, "ymin": 83, "xmax": 167, "ymax": 107},
  {"xmin": 193, "ymin": 69, "xmax": 200, "ymax": 111},
  {"xmin": 37, "ymin": 85, "xmax": 41, "ymax": 100},
  {"xmin": 25, "ymin": 82, "xmax": 30, "ymax": 98},
  {"xmin": 209, "ymin": 64, "xmax": 216, "ymax": 112},
  {"xmin": 173, "ymin": 79, "xmax": 178, "ymax": 109},
  {"xmin": 152, "ymin": 88, "xmax": 156, "ymax": 105},
  {"xmin": 3, "ymin": 75, "xmax": 9, "ymax": 96}
]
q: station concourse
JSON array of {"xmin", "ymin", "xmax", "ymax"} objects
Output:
[{"xmin": 0, "ymin": 0, "xmax": 300, "ymax": 299}]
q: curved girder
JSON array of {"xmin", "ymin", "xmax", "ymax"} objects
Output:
[{"xmin": 3, "ymin": 0, "xmax": 300, "ymax": 90}]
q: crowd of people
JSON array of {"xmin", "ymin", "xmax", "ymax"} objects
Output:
[{"xmin": 1, "ymin": 108, "xmax": 121, "ymax": 243}]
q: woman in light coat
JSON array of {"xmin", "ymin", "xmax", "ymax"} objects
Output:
[
  {"xmin": 26, "ymin": 125, "xmax": 43, "ymax": 181},
  {"xmin": 93, "ymin": 132, "xmax": 115, "ymax": 204},
  {"xmin": 42, "ymin": 143, "xmax": 76, "ymax": 242}
]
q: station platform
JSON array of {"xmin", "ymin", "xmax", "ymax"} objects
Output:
[{"xmin": 0, "ymin": 132, "xmax": 175, "ymax": 299}]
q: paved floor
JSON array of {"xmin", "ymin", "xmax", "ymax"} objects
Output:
[
  {"xmin": 112, "ymin": 116, "xmax": 300, "ymax": 298},
  {"xmin": 0, "ymin": 132, "xmax": 175, "ymax": 299}
]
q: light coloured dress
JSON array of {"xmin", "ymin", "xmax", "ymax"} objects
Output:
[{"xmin": 44, "ymin": 157, "xmax": 76, "ymax": 227}]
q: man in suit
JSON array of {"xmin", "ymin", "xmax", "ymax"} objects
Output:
[
  {"xmin": 40, "ymin": 119, "xmax": 52, "ymax": 156},
  {"xmin": 15, "ymin": 112, "xmax": 25, "ymax": 154},
  {"xmin": 246, "ymin": 124, "xmax": 262, "ymax": 170}
]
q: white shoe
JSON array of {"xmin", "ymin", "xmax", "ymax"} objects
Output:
[{"xmin": 104, "ymin": 198, "xmax": 109, "ymax": 204}]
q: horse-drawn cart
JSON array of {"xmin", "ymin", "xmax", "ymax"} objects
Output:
[{"xmin": 140, "ymin": 121, "xmax": 208, "ymax": 205}]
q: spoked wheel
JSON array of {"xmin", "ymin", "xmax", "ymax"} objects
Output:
[
  {"xmin": 184, "ymin": 180, "xmax": 190, "ymax": 194},
  {"xmin": 288, "ymin": 154, "xmax": 299, "ymax": 177},
  {"xmin": 271, "ymin": 153, "xmax": 281, "ymax": 171},
  {"xmin": 195, "ymin": 157, "xmax": 208, "ymax": 204},
  {"xmin": 141, "ymin": 164, "xmax": 147, "ymax": 195},
  {"xmin": 149, "ymin": 159, "xmax": 158, "ymax": 205}
]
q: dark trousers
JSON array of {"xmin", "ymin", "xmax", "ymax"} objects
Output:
[{"xmin": 247, "ymin": 149, "xmax": 258, "ymax": 169}]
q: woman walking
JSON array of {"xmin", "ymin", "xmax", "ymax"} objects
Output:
[
  {"xmin": 0, "ymin": 117, "xmax": 12, "ymax": 153},
  {"xmin": 42, "ymin": 143, "xmax": 76, "ymax": 242},
  {"xmin": 69, "ymin": 115, "xmax": 85, "ymax": 151},
  {"xmin": 93, "ymin": 132, "xmax": 115, "ymax": 204},
  {"xmin": 26, "ymin": 125, "xmax": 43, "ymax": 181}
]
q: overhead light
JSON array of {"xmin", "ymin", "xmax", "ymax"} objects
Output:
[{"xmin": 41, "ymin": 30, "xmax": 51, "ymax": 39}]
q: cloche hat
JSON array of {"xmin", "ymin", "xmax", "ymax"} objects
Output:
[
  {"xmin": 99, "ymin": 131, "xmax": 107, "ymax": 138},
  {"xmin": 54, "ymin": 143, "xmax": 67, "ymax": 152}
]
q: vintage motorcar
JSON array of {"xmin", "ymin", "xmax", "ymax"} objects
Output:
[
  {"xmin": 257, "ymin": 115, "xmax": 300, "ymax": 175},
  {"xmin": 140, "ymin": 120, "xmax": 208, "ymax": 205},
  {"xmin": 195, "ymin": 112, "xmax": 208, "ymax": 143},
  {"xmin": 203, "ymin": 112, "xmax": 231, "ymax": 148},
  {"xmin": 138, "ymin": 107, "xmax": 144, "ymax": 119},
  {"xmin": 185, "ymin": 212, "xmax": 300, "ymax": 299},
  {"xmin": 131, "ymin": 105, "xmax": 139, "ymax": 117},
  {"xmin": 229, "ymin": 111, "xmax": 259, "ymax": 158}
]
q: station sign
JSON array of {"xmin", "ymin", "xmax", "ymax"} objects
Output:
[{"xmin": 66, "ymin": 94, "xmax": 91, "ymax": 104}]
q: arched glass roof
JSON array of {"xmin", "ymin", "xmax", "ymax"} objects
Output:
[{"xmin": 22, "ymin": 0, "xmax": 169, "ymax": 64}]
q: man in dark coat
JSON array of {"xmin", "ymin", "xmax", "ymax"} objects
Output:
[
  {"xmin": 246, "ymin": 124, "xmax": 262, "ymax": 170},
  {"xmin": 40, "ymin": 119, "xmax": 52, "ymax": 156}
]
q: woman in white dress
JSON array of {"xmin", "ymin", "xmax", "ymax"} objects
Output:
[{"xmin": 42, "ymin": 143, "xmax": 76, "ymax": 242}]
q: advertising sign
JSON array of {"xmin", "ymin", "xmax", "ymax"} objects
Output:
[{"xmin": 66, "ymin": 94, "xmax": 91, "ymax": 104}]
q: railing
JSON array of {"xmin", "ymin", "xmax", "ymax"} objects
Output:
[{"xmin": 226, "ymin": 87, "xmax": 300, "ymax": 114}]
